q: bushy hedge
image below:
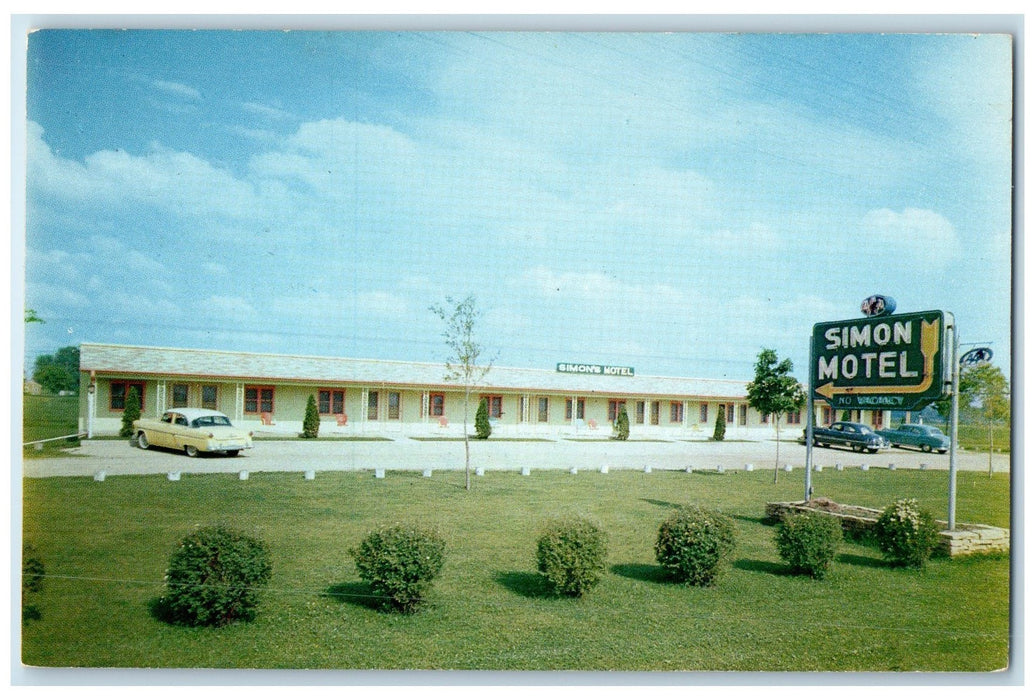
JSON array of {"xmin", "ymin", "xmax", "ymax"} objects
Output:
[
  {"xmin": 158, "ymin": 525, "xmax": 273, "ymax": 627},
  {"xmin": 774, "ymin": 511, "xmax": 842, "ymax": 579},
  {"xmin": 874, "ymin": 498, "xmax": 940, "ymax": 569},
  {"xmin": 655, "ymin": 505, "xmax": 736, "ymax": 586},
  {"xmin": 536, "ymin": 517, "xmax": 608, "ymax": 597},
  {"xmin": 351, "ymin": 524, "xmax": 446, "ymax": 613}
]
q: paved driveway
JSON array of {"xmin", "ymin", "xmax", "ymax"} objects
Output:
[{"xmin": 21, "ymin": 436, "xmax": 1011, "ymax": 478}]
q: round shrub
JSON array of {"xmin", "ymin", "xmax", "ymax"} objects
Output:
[
  {"xmin": 655, "ymin": 505, "xmax": 736, "ymax": 586},
  {"xmin": 351, "ymin": 524, "xmax": 446, "ymax": 613},
  {"xmin": 774, "ymin": 511, "xmax": 842, "ymax": 579},
  {"xmin": 536, "ymin": 517, "xmax": 608, "ymax": 597},
  {"xmin": 874, "ymin": 498, "xmax": 940, "ymax": 568},
  {"xmin": 159, "ymin": 525, "xmax": 273, "ymax": 627}
]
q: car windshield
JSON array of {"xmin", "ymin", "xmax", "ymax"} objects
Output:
[{"xmin": 191, "ymin": 415, "xmax": 232, "ymax": 428}]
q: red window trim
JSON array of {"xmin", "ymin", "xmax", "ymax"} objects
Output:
[
  {"xmin": 109, "ymin": 380, "xmax": 146, "ymax": 412},
  {"xmin": 669, "ymin": 401, "xmax": 683, "ymax": 423},
  {"xmin": 481, "ymin": 395, "xmax": 503, "ymax": 419},
  {"xmin": 429, "ymin": 392, "xmax": 446, "ymax": 417},
  {"xmin": 317, "ymin": 388, "xmax": 346, "ymax": 415},
  {"xmin": 244, "ymin": 385, "xmax": 275, "ymax": 414}
]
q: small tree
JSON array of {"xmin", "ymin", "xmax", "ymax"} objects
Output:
[
  {"xmin": 474, "ymin": 398, "xmax": 492, "ymax": 439},
  {"xmin": 430, "ymin": 295, "xmax": 495, "ymax": 490},
  {"xmin": 120, "ymin": 387, "xmax": 141, "ymax": 438},
  {"xmin": 713, "ymin": 406, "xmax": 726, "ymax": 441},
  {"xmin": 613, "ymin": 405, "xmax": 630, "ymax": 440},
  {"xmin": 746, "ymin": 349, "xmax": 806, "ymax": 483},
  {"xmin": 302, "ymin": 394, "xmax": 320, "ymax": 439}
]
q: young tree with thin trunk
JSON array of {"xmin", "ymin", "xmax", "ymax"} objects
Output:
[
  {"xmin": 746, "ymin": 348, "xmax": 806, "ymax": 484},
  {"xmin": 430, "ymin": 295, "xmax": 494, "ymax": 491}
]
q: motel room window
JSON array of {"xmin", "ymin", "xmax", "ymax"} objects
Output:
[
  {"xmin": 699, "ymin": 403, "xmax": 708, "ymax": 423},
  {"xmin": 367, "ymin": 391, "xmax": 379, "ymax": 420},
  {"xmin": 650, "ymin": 401, "xmax": 660, "ymax": 425},
  {"xmin": 244, "ymin": 386, "xmax": 274, "ymax": 414},
  {"xmin": 388, "ymin": 392, "xmax": 401, "ymax": 420},
  {"xmin": 871, "ymin": 412, "xmax": 884, "ymax": 429},
  {"xmin": 201, "ymin": 385, "xmax": 218, "ymax": 410},
  {"xmin": 822, "ymin": 406, "xmax": 833, "ymax": 425},
  {"xmin": 565, "ymin": 398, "xmax": 585, "ymax": 421},
  {"xmin": 635, "ymin": 401, "xmax": 645, "ymax": 424},
  {"xmin": 538, "ymin": 397, "xmax": 549, "ymax": 423},
  {"xmin": 483, "ymin": 395, "xmax": 503, "ymax": 419},
  {"xmin": 607, "ymin": 399, "xmax": 626, "ymax": 422},
  {"xmin": 429, "ymin": 393, "xmax": 445, "ymax": 418},
  {"xmin": 110, "ymin": 381, "xmax": 146, "ymax": 411},
  {"xmin": 670, "ymin": 401, "xmax": 683, "ymax": 423},
  {"xmin": 787, "ymin": 410, "xmax": 802, "ymax": 425},
  {"xmin": 171, "ymin": 383, "xmax": 189, "ymax": 408},
  {"xmin": 727, "ymin": 404, "xmax": 735, "ymax": 424},
  {"xmin": 739, "ymin": 405, "xmax": 748, "ymax": 426},
  {"xmin": 318, "ymin": 389, "xmax": 345, "ymax": 415}
]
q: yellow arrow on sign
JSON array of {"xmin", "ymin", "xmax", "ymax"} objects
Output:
[{"xmin": 815, "ymin": 319, "xmax": 940, "ymax": 401}]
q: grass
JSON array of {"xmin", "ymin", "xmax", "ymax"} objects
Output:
[
  {"xmin": 21, "ymin": 468, "xmax": 1010, "ymax": 672},
  {"xmin": 21, "ymin": 394, "xmax": 81, "ymax": 458}
]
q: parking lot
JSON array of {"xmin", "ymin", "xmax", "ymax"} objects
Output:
[{"xmin": 22, "ymin": 436, "xmax": 1011, "ymax": 478}]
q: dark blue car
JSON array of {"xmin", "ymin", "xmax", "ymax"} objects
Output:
[{"xmin": 877, "ymin": 424, "xmax": 950, "ymax": 454}]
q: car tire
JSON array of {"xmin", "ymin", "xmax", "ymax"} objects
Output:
[
  {"xmin": 184, "ymin": 445, "xmax": 199, "ymax": 458},
  {"xmin": 867, "ymin": 448, "xmax": 878, "ymax": 454},
  {"xmin": 226, "ymin": 450, "xmax": 239, "ymax": 457},
  {"xmin": 938, "ymin": 449, "xmax": 948, "ymax": 454},
  {"xmin": 921, "ymin": 444, "xmax": 933, "ymax": 453},
  {"xmin": 137, "ymin": 432, "xmax": 150, "ymax": 449}
]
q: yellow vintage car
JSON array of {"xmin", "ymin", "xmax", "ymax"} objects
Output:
[{"xmin": 134, "ymin": 408, "xmax": 253, "ymax": 457}]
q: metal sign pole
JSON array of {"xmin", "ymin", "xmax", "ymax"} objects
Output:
[
  {"xmin": 948, "ymin": 322, "xmax": 960, "ymax": 530},
  {"xmin": 805, "ymin": 334, "xmax": 814, "ymax": 502}
]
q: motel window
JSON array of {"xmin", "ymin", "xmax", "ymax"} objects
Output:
[
  {"xmin": 727, "ymin": 404, "xmax": 735, "ymax": 424},
  {"xmin": 650, "ymin": 401, "xmax": 660, "ymax": 425},
  {"xmin": 699, "ymin": 403, "xmax": 708, "ymax": 423},
  {"xmin": 538, "ymin": 397, "xmax": 549, "ymax": 423},
  {"xmin": 388, "ymin": 392, "xmax": 401, "ymax": 420},
  {"xmin": 787, "ymin": 410, "xmax": 802, "ymax": 425},
  {"xmin": 367, "ymin": 391, "xmax": 379, "ymax": 420},
  {"xmin": 670, "ymin": 402, "xmax": 683, "ymax": 423},
  {"xmin": 608, "ymin": 399, "xmax": 626, "ymax": 422},
  {"xmin": 565, "ymin": 398, "xmax": 585, "ymax": 421},
  {"xmin": 483, "ymin": 395, "xmax": 503, "ymax": 419},
  {"xmin": 318, "ymin": 389, "xmax": 345, "ymax": 415},
  {"xmin": 739, "ymin": 405, "xmax": 748, "ymax": 426},
  {"xmin": 201, "ymin": 385, "xmax": 218, "ymax": 411},
  {"xmin": 110, "ymin": 381, "xmax": 146, "ymax": 411},
  {"xmin": 171, "ymin": 383, "xmax": 189, "ymax": 408},
  {"xmin": 762, "ymin": 412, "xmax": 769, "ymax": 424},
  {"xmin": 429, "ymin": 393, "xmax": 445, "ymax": 418},
  {"xmin": 871, "ymin": 412, "xmax": 884, "ymax": 429},
  {"xmin": 635, "ymin": 401, "xmax": 645, "ymax": 425},
  {"xmin": 244, "ymin": 386, "xmax": 274, "ymax": 414},
  {"xmin": 822, "ymin": 407, "xmax": 833, "ymax": 425}
]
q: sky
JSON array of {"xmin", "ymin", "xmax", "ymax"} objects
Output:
[{"xmin": 19, "ymin": 27, "xmax": 1015, "ymax": 384}]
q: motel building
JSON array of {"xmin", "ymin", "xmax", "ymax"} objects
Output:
[{"xmin": 78, "ymin": 343, "xmax": 888, "ymax": 441}]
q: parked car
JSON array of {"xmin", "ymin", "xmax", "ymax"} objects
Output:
[
  {"xmin": 877, "ymin": 423, "xmax": 950, "ymax": 453},
  {"xmin": 134, "ymin": 408, "xmax": 253, "ymax": 457},
  {"xmin": 800, "ymin": 421, "xmax": 890, "ymax": 453}
]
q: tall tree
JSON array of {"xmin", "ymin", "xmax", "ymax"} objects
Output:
[
  {"xmin": 430, "ymin": 295, "xmax": 495, "ymax": 491},
  {"xmin": 32, "ymin": 346, "xmax": 80, "ymax": 394},
  {"xmin": 746, "ymin": 348, "xmax": 806, "ymax": 484},
  {"xmin": 961, "ymin": 362, "xmax": 1010, "ymax": 477}
]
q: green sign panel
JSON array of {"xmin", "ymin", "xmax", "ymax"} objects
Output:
[{"xmin": 811, "ymin": 310, "xmax": 951, "ymax": 411}]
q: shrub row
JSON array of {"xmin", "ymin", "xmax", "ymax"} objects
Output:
[{"xmin": 155, "ymin": 498, "xmax": 939, "ymax": 625}]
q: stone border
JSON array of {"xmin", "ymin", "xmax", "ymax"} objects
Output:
[{"xmin": 765, "ymin": 498, "xmax": 1009, "ymax": 557}]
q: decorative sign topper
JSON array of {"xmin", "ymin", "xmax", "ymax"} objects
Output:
[
  {"xmin": 861, "ymin": 294, "xmax": 896, "ymax": 317},
  {"xmin": 960, "ymin": 347, "xmax": 993, "ymax": 367}
]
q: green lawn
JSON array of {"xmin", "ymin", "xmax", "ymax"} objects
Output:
[
  {"xmin": 21, "ymin": 468, "xmax": 1011, "ymax": 672},
  {"xmin": 21, "ymin": 394, "xmax": 81, "ymax": 458}
]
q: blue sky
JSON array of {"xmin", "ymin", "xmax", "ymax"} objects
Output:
[{"xmin": 20, "ymin": 29, "xmax": 1014, "ymax": 382}]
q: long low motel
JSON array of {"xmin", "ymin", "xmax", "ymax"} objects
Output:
[{"xmin": 78, "ymin": 343, "xmax": 888, "ymax": 439}]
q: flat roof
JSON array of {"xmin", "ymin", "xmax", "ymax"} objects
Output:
[{"xmin": 80, "ymin": 343, "xmax": 749, "ymax": 400}]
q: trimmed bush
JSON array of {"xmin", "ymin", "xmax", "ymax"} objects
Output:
[
  {"xmin": 655, "ymin": 505, "xmax": 736, "ymax": 586},
  {"xmin": 536, "ymin": 517, "xmax": 608, "ymax": 597},
  {"xmin": 158, "ymin": 525, "xmax": 273, "ymax": 627},
  {"xmin": 874, "ymin": 498, "xmax": 940, "ymax": 569},
  {"xmin": 302, "ymin": 394, "xmax": 320, "ymax": 439},
  {"xmin": 474, "ymin": 398, "xmax": 492, "ymax": 439},
  {"xmin": 713, "ymin": 407, "xmax": 726, "ymax": 441},
  {"xmin": 774, "ymin": 511, "xmax": 842, "ymax": 579},
  {"xmin": 613, "ymin": 406, "xmax": 630, "ymax": 441},
  {"xmin": 351, "ymin": 524, "xmax": 446, "ymax": 613}
]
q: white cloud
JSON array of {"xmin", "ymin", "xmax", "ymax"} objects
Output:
[
  {"xmin": 858, "ymin": 208, "xmax": 961, "ymax": 264},
  {"xmin": 152, "ymin": 79, "xmax": 201, "ymax": 101},
  {"xmin": 242, "ymin": 101, "xmax": 295, "ymax": 121}
]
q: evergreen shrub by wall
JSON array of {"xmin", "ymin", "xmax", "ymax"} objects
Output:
[
  {"xmin": 302, "ymin": 394, "xmax": 320, "ymax": 438},
  {"xmin": 474, "ymin": 398, "xmax": 492, "ymax": 439}
]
